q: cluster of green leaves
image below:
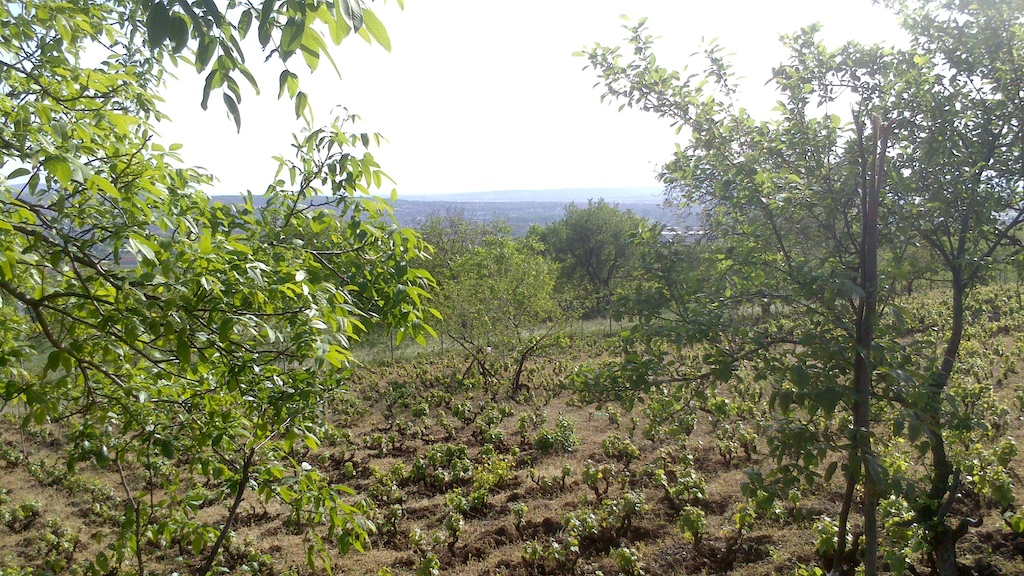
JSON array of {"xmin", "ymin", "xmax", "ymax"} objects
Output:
[
  {"xmin": 25, "ymin": 459, "xmax": 121, "ymax": 522},
  {"xmin": 577, "ymin": 1, "xmax": 1024, "ymax": 574},
  {"xmin": 524, "ymin": 490, "xmax": 652, "ymax": 575},
  {"xmin": 0, "ymin": 497, "xmax": 42, "ymax": 534},
  {"xmin": 420, "ymin": 210, "xmax": 569, "ymax": 393},
  {"xmin": 0, "ymin": 0, "xmax": 435, "ymax": 572},
  {"xmin": 531, "ymin": 414, "xmax": 580, "ymax": 455},
  {"xmin": 521, "ymin": 536, "xmax": 580, "ymax": 576}
]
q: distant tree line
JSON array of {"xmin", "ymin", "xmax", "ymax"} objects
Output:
[{"xmin": 412, "ymin": 200, "xmax": 656, "ymax": 392}]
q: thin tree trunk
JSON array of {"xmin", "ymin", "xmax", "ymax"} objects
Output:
[
  {"xmin": 199, "ymin": 448, "xmax": 255, "ymax": 576},
  {"xmin": 832, "ymin": 449, "xmax": 859, "ymax": 574},
  {"xmin": 925, "ymin": 274, "xmax": 966, "ymax": 576},
  {"xmin": 933, "ymin": 530, "xmax": 959, "ymax": 576}
]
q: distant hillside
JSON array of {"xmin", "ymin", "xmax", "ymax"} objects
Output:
[
  {"xmin": 406, "ymin": 187, "xmax": 664, "ymax": 204},
  {"xmin": 209, "ymin": 188, "xmax": 696, "ymax": 237},
  {"xmin": 393, "ymin": 199, "xmax": 695, "ymax": 236}
]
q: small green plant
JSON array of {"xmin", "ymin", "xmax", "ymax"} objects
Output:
[
  {"xmin": 610, "ymin": 546, "xmax": 645, "ymax": 576},
  {"xmin": 607, "ymin": 406, "xmax": 622, "ymax": 428},
  {"xmin": 365, "ymin": 431, "xmax": 398, "ymax": 456},
  {"xmin": 27, "ymin": 460, "xmax": 69, "ymax": 487},
  {"xmin": 408, "ymin": 528, "xmax": 430, "ymax": 555},
  {"xmin": 563, "ymin": 491, "xmax": 648, "ymax": 548},
  {"xmin": 582, "ymin": 460, "xmax": 616, "ymax": 498},
  {"xmin": 342, "ymin": 461, "xmax": 357, "ymax": 479},
  {"xmin": 995, "ymin": 437, "xmax": 1018, "ymax": 467},
  {"xmin": 451, "ymin": 401, "xmax": 474, "ymax": 424},
  {"xmin": 412, "ymin": 443, "xmax": 474, "ymax": 491},
  {"xmin": 511, "ymin": 502, "xmax": 528, "ymax": 537},
  {"xmin": 1, "ymin": 500, "xmax": 42, "ymax": 532},
  {"xmin": 560, "ymin": 463, "xmax": 573, "ymax": 489},
  {"xmin": 532, "ymin": 430, "xmax": 559, "ymax": 454},
  {"xmin": 812, "ymin": 515, "xmax": 841, "ymax": 561},
  {"xmin": 376, "ymin": 504, "xmax": 404, "ymax": 541},
  {"xmin": 602, "ymin": 433, "xmax": 641, "ymax": 469},
  {"xmin": 517, "ymin": 409, "xmax": 548, "ymax": 443},
  {"xmin": 654, "ymin": 467, "xmax": 707, "ymax": 510},
  {"xmin": 522, "ymin": 537, "xmax": 580, "ymax": 575},
  {"xmin": 0, "ymin": 443, "xmax": 24, "ymax": 467},
  {"xmin": 533, "ymin": 415, "xmax": 579, "ymax": 455},
  {"xmin": 603, "ymin": 491, "xmax": 648, "ymax": 538},
  {"xmin": 416, "ymin": 552, "xmax": 440, "ymax": 576},
  {"xmin": 878, "ymin": 496, "xmax": 924, "ymax": 576},
  {"xmin": 37, "ymin": 517, "xmax": 81, "ymax": 573},
  {"xmin": 443, "ymin": 512, "xmax": 464, "ymax": 552},
  {"xmin": 554, "ymin": 415, "xmax": 580, "ymax": 451},
  {"xmin": 678, "ymin": 505, "xmax": 706, "ymax": 550},
  {"xmin": 411, "ymin": 401, "xmax": 429, "ymax": 418},
  {"xmin": 445, "ymin": 490, "xmax": 469, "ymax": 515},
  {"xmin": 477, "ymin": 425, "xmax": 505, "ymax": 446},
  {"xmin": 436, "ymin": 413, "xmax": 457, "ymax": 440}
]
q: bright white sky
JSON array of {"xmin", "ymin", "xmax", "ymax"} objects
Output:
[{"xmin": 155, "ymin": 0, "xmax": 906, "ymax": 197}]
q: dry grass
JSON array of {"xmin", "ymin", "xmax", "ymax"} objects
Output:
[{"xmin": 3, "ymin": 314, "xmax": 1024, "ymax": 575}]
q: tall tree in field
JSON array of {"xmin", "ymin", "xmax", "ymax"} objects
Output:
[
  {"xmin": 418, "ymin": 207, "xmax": 512, "ymax": 286},
  {"xmin": 435, "ymin": 231, "xmax": 564, "ymax": 397},
  {"xmin": 0, "ymin": 0, "xmax": 434, "ymax": 573},
  {"xmin": 579, "ymin": 1, "xmax": 1024, "ymax": 573},
  {"xmin": 882, "ymin": 0, "xmax": 1024, "ymax": 569},
  {"xmin": 537, "ymin": 199, "xmax": 648, "ymax": 317}
]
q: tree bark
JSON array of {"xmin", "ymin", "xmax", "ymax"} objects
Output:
[
  {"xmin": 925, "ymin": 273, "xmax": 966, "ymax": 576},
  {"xmin": 198, "ymin": 447, "xmax": 255, "ymax": 576},
  {"xmin": 832, "ymin": 452, "xmax": 859, "ymax": 575},
  {"xmin": 847, "ymin": 115, "xmax": 891, "ymax": 576},
  {"xmin": 932, "ymin": 526, "xmax": 960, "ymax": 576}
]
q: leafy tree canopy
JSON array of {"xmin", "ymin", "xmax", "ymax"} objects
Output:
[
  {"xmin": 435, "ymin": 232, "xmax": 565, "ymax": 395},
  {"xmin": 417, "ymin": 207, "xmax": 512, "ymax": 283},
  {"xmin": 579, "ymin": 1, "xmax": 1024, "ymax": 574},
  {"xmin": 535, "ymin": 199, "xmax": 648, "ymax": 317},
  {"xmin": 0, "ymin": 0, "xmax": 431, "ymax": 573}
]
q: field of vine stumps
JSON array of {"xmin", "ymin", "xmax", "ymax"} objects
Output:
[{"xmin": 5, "ymin": 289, "xmax": 1024, "ymax": 575}]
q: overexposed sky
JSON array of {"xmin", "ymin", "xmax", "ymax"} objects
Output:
[{"xmin": 155, "ymin": 1, "xmax": 906, "ymax": 197}]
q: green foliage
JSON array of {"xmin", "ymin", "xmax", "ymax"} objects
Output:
[
  {"xmin": 0, "ymin": 443, "xmax": 24, "ymax": 468},
  {"xmin": 677, "ymin": 505, "xmax": 705, "ymax": 549},
  {"xmin": 609, "ymin": 546, "xmax": 645, "ymax": 576},
  {"xmin": 582, "ymin": 459, "xmax": 617, "ymax": 498},
  {"xmin": 411, "ymin": 443, "xmax": 474, "ymax": 492},
  {"xmin": 654, "ymin": 465, "xmax": 706, "ymax": 510},
  {"xmin": 601, "ymin": 433, "xmax": 640, "ymax": 468},
  {"xmin": 0, "ymin": 500, "xmax": 42, "ymax": 533},
  {"xmin": 415, "ymin": 552, "xmax": 440, "ymax": 576},
  {"xmin": 578, "ymin": 3, "xmax": 1024, "ymax": 574},
  {"xmin": 522, "ymin": 537, "xmax": 580, "ymax": 575},
  {"xmin": 563, "ymin": 490, "xmax": 648, "ymax": 546},
  {"xmin": 532, "ymin": 415, "xmax": 580, "ymax": 455},
  {"xmin": 511, "ymin": 502, "xmax": 528, "ymax": 536},
  {"xmin": 417, "ymin": 208, "xmax": 511, "ymax": 282},
  {"xmin": 442, "ymin": 511, "xmax": 463, "ymax": 551},
  {"xmin": 35, "ymin": 517, "xmax": 81, "ymax": 574},
  {"xmin": 0, "ymin": 0, "xmax": 432, "ymax": 572},
  {"xmin": 437, "ymin": 232, "xmax": 566, "ymax": 391},
  {"xmin": 878, "ymin": 496, "xmax": 926, "ymax": 576},
  {"xmin": 535, "ymin": 199, "xmax": 648, "ymax": 317}
]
